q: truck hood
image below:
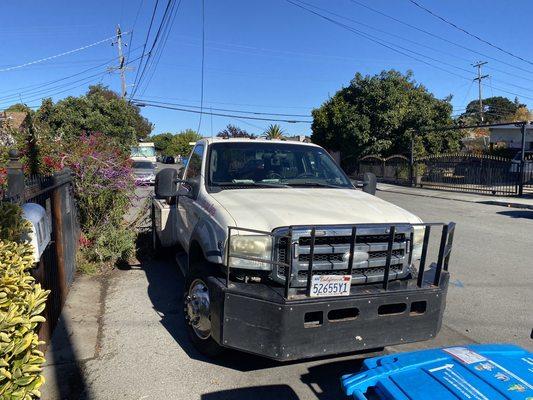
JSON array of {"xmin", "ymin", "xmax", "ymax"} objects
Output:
[{"xmin": 208, "ymin": 188, "xmax": 421, "ymax": 232}]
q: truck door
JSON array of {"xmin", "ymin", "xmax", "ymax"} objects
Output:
[{"xmin": 177, "ymin": 143, "xmax": 204, "ymax": 248}]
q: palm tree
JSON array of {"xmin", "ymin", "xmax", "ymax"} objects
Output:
[{"xmin": 264, "ymin": 124, "xmax": 285, "ymax": 140}]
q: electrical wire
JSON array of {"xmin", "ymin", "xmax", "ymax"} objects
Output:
[
  {"xmin": 0, "ymin": 47, "xmax": 144, "ymax": 102},
  {"xmin": 130, "ymin": 0, "xmax": 160, "ymax": 98},
  {"xmin": 348, "ymin": 0, "xmax": 533, "ymax": 76},
  {"xmin": 0, "ymin": 34, "xmax": 129, "ymax": 73},
  {"xmin": 288, "ymin": 0, "xmax": 533, "ymax": 102},
  {"xmin": 139, "ymin": 0, "xmax": 183, "ymax": 96},
  {"xmin": 133, "ymin": 101, "xmax": 313, "ymax": 123},
  {"xmin": 131, "ymin": 98, "xmax": 312, "ymax": 117},
  {"xmin": 127, "ymin": 0, "xmax": 145, "ymax": 61},
  {"xmin": 407, "ymin": 0, "xmax": 533, "ymax": 66},
  {"xmin": 131, "ymin": 0, "xmax": 176, "ymax": 98},
  {"xmin": 295, "ymin": 0, "xmax": 533, "ymax": 87}
]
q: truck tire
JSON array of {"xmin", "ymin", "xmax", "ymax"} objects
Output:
[{"xmin": 183, "ymin": 263, "xmax": 224, "ymax": 358}]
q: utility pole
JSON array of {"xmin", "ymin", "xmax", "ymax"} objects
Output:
[
  {"xmin": 109, "ymin": 25, "xmax": 128, "ymax": 98},
  {"xmin": 472, "ymin": 61, "xmax": 489, "ymax": 123}
]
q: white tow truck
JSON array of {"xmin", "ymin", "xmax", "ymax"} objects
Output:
[{"xmin": 152, "ymin": 138, "xmax": 455, "ymax": 360}]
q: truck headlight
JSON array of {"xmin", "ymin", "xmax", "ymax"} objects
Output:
[
  {"xmin": 228, "ymin": 235, "xmax": 273, "ymax": 271},
  {"xmin": 412, "ymin": 226, "xmax": 426, "ymax": 261}
]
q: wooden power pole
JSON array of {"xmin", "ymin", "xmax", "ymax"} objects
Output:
[{"xmin": 473, "ymin": 61, "xmax": 489, "ymax": 122}]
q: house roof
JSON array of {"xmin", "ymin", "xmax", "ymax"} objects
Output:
[{"xmin": 0, "ymin": 111, "xmax": 28, "ymax": 131}]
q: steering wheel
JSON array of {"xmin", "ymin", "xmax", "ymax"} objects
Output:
[
  {"xmin": 266, "ymin": 172, "xmax": 283, "ymax": 179},
  {"xmin": 295, "ymin": 172, "xmax": 316, "ymax": 179}
]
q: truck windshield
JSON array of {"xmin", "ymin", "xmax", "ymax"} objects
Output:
[
  {"xmin": 208, "ymin": 142, "xmax": 352, "ymax": 188},
  {"xmin": 132, "ymin": 161, "xmax": 155, "ymax": 170}
]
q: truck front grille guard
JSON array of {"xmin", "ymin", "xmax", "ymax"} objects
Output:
[{"xmin": 226, "ymin": 222, "xmax": 455, "ymax": 299}]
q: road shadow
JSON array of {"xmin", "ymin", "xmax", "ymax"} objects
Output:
[
  {"xmin": 123, "ymin": 232, "xmax": 381, "ymax": 378},
  {"xmin": 201, "ymin": 384, "xmax": 299, "ymax": 400},
  {"xmin": 496, "ymin": 210, "xmax": 533, "ymax": 219},
  {"xmin": 43, "ymin": 313, "xmax": 91, "ymax": 400}
]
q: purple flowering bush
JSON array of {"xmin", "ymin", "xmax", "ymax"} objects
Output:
[{"xmin": 50, "ymin": 133, "xmax": 137, "ymax": 271}]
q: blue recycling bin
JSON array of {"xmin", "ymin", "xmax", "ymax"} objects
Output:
[{"xmin": 341, "ymin": 344, "xmax": 533, "ymax": 399}]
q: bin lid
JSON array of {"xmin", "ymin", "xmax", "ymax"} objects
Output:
[{"xmin": 341, "ymin": 344, "xmax": 533, "ymax": 400}]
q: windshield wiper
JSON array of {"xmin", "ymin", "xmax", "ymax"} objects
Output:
[
  {"xmin": 287, "ymin": 181, "xmax": 346, "ymax": 188},
  {"xmin": 220, "ymin": 182, "xmax": 291, "ymax": 188}
]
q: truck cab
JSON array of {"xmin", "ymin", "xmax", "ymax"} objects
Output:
[{"xmin": 152, "ymin": 138, "xmax": 455, "ymax": 361}]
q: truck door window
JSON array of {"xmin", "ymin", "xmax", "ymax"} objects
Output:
[{"xmin": 185, "ymin": 144, "xmax": 204, "ymax": 185}]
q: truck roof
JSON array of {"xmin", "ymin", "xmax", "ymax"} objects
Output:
[{"xmin": 198, "ymin": 137, "xmax": 319, "ymax": 147}]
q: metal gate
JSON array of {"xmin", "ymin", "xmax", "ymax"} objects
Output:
[
  {"xmin": 416, "ymin": 153, "xmax": 518, "ymax": 196},
  {"xmin": 4, "ymin": 151, "xmax": 79, "ymax": 347}
]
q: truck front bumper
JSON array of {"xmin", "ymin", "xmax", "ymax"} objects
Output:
[{"xmin": 207, "ymin": 274, "xmax": 449, "ymax": 361}]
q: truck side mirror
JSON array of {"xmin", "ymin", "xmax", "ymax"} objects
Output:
[
  {"xmin": 362, "ymin": 172, "xmax": 377, "ymax": 196},
  {"xmin": 155, "ymin": 168, "xmax": 178, "ymax": 198}
]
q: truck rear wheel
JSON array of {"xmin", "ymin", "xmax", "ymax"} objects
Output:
[{"xmin": 184, "ymin": 265, "xmax": 224, "ymax": 358}]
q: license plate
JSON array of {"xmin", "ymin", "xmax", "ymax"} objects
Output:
[{"xmin": 310, "ymin": 275, "xmax": 351, "ymax": 297}]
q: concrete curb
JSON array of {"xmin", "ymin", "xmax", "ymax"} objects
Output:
[{"xmin": 377, "ymin": 185, "xmax": 533, "ymax": 210}]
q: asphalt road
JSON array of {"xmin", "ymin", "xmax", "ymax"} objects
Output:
[{"xmin": 78, "ymin": 187, "xmax": 532, "ymax": 400}]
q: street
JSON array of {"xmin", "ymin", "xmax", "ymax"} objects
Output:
[{"xmin": 67, "ymin": 187, "xmax": 532, "ymax": 400}]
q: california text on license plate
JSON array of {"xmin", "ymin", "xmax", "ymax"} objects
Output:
[{"xmin": 310, "ymin": 275, "xmax": 352, "ymax": 297}]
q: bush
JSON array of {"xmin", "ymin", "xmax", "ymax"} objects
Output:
[{"xmin": 0, "ymin": 202, "xmax": 50, "ymax": 399}]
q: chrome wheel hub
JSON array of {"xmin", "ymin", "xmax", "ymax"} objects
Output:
[{"xmin": 185, "ymin": 279, "xmax": 211, "ymax": 340}]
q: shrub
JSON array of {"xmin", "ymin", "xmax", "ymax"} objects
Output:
[{"xmin": 0, "ymin": 202, "xmax": 50, "ymax": 399}]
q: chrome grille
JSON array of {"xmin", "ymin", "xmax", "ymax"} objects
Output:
[{"xmin": 273, "ymin": 225, "xmax": 412, "ymax": 287}]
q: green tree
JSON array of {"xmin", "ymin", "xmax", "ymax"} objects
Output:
[
  {"xmin": 264, "ymin": 124, "xmax": 285, "ymax": 139},
  {"xmin": 462, "ymin": 96, "xmax": 525, "ymax": 124},
  {"xmin": 151, "ymin": 132, "xmax": 174, "ymax": 154},
  {"xmin": 312, "ymin": 70, "xmax": 458, "ymax": 160},
  {"xmin": 217, "ymin": 124, "xmax": 254, "ymax": 138},
  {"xmin": 33, "ymin": 84, "xmax": 153, "ymax": 147},
  {"xmin": 166, "ymin": 129, "xmax": 202, "ymax": 157}
]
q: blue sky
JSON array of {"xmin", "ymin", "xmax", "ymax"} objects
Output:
[{"xmin": 2, "ymin": 0, "xmax": 533, "ymax": 137}]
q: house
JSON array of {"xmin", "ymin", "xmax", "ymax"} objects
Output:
[
  {"xmin": 489, "ymin": 124, "xmax": 533, "ymax": 150},
  {"xmin": 0, "ymin": 111, "xmax": 28, "ymax": 146}
]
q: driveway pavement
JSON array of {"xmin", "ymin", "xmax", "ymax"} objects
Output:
[{"xmin": 41, "ymin": 187, "xmax": 532, "ymax": 399}]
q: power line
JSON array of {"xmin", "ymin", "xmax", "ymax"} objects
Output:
[
  {"xmin": 0, "ymin": 53, "xmax": 146, "ymax": 107},
  {"xmin": 287, "ymin": 0, "xmax": 471, "ymax": 80},
  {"xmin": 348, "ymin": 0, "xmax": 533, "ymax": 76},
  {"xmin": 196, "ymin": 0, "xmax": 206, "ymax": 134},
  {"xmin": 0, "ymin": 47, "xmax": 144, "ymax": 102},
  {"xmin": 131, "ymin": 0, "xmax": 178, "ymax": 98},
  {"xmin": 127, "ymin": 0, "xmax": 145, "ymax": 61},
  {"xmin": 139, "ymin": 0, "xmax": 183, "ymax": 96},
  {"xmin": 294, "ymin": 0, "xmax": 533, "ymax": 87},
  {"xmin": 407, "ymin": 0, "xmax": 533, "ymax": 66},
  {"xmin": 288, "ymin": 0, "xmax": 533, "ymax": 103},
  {"xmin": 131, "ymin": 98, "xmax": 312, "ymax": 117},
  {"xmin": 0, "ymin": 34, "xmax": 128, "ymax": 73},
  {"xmin": 130, "ymin": 0, "xmax": 160, "ymax": 98},
  {"xmin": 133, "ymin": 101, "xmax": 313, "ymax": 123}
]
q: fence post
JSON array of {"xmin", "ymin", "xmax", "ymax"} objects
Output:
[
  {"xmin": 518, "ymin": 122, "xmax": 527, "ymax": 197},
  {"xmin": 51, "ymin": 172, "xmax": 68, "ymax": 307},
  {"xmin": 7, "ymin": 149, "xmax": 25, "ymax": 202},
  {"xmin": 409, "ymin": 129, "xmax": 415, "ymax": 187}
]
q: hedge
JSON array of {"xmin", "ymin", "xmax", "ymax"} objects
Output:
[{"xmin": 0, "ymin": 202, "xmax": 50, "ymax": 399}]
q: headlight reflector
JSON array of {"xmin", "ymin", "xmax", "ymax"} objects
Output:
[
  {"xmin": 228, "ymin": 235, "xmax": 273, "ymax": 271},
  {"xmin": 412, "ymin": 225, "xmax": 426, "ymax": 261}
]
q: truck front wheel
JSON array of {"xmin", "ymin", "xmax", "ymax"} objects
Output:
[{"xmin": 184, "ymin": 267, "xmax": 224, "ymax": 358}]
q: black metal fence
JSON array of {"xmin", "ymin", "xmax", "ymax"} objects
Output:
[
  {"xmin": 3, "ymin": 150, "xmax": 79, "ymax": 347},
  {"xmin": 417, "ymin": 153, "xmax": 518, "ymax": 196},
  {"xmin": 356, "ymin": 155, "xmax": 411, "ymax": 185},
  {"xmin": 346, "ymin": 152, "xmax": 531, "ymax": 196}
]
